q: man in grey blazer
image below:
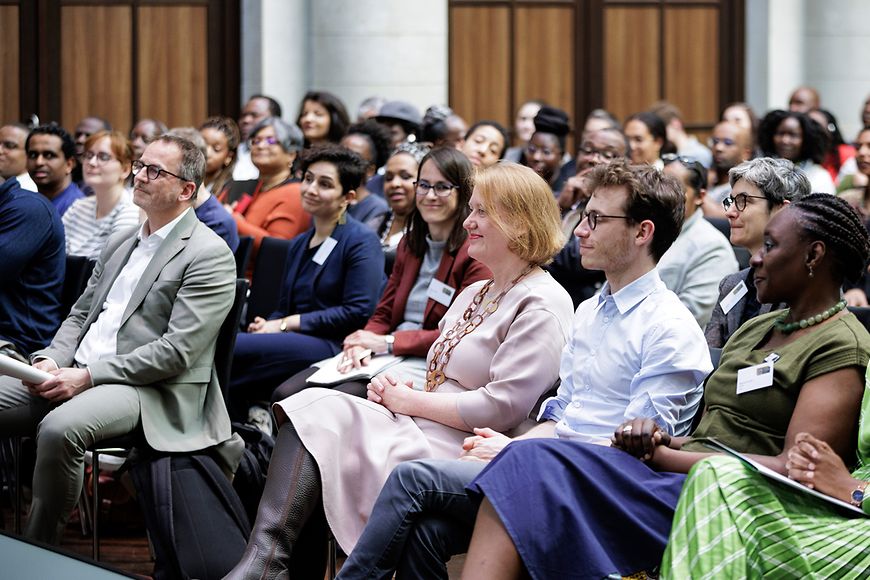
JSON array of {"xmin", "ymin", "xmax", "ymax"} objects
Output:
[{"xmin": 0, "ymin": 135, "xmax": 241, "ymax": 545}]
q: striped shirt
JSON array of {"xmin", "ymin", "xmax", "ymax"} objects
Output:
[{"xmin": 62, "ymin": 194, "xmax": 141, "ymax": 259}]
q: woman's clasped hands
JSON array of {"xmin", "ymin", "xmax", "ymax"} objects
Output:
[
  {"xmin": 367, "ymin": 372, "xmax": 414, "ymax": 414},
  {"xmin": 786, "ymin": 432, "xmax": 860, "ymax": 502}
]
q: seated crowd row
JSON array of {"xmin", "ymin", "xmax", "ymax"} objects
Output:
[{"xmin": 0, "ymin": 85, "xmax": 869, "ymax": 579}]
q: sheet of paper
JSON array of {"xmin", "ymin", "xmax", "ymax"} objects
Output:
[{"xmin": 0, "ymin": 354, "xmax": 53, "ymax": 383}]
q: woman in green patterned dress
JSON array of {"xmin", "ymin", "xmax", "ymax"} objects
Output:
[{"xmin": 661, "ymin": 365, "xmax": 870, "ymax": 578}]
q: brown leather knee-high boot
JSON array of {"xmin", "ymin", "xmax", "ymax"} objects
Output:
[{"xmin": 224, "ymin": 422, "xmax": 321, "ymax": 580}]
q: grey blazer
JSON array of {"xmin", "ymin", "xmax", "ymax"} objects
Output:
[
  {"xmin": 704, "ymin": 267, "xmax": 784, "ymax": 348},
  {"xmin": 35, "ymin": 210, "xmax": 238, "ymax": 457}
]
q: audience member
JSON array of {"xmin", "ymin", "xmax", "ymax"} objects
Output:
[
  {"xmin": 0, "ymin": 173, "xmax": 64, "ymax": 359},
  {"xmin": 526, "ymin": 105, "xmax": 571, "ymax": 193},
  {"xmin": 705, "ymin": 120, "xmax": 753, "ymax": 216},
  {"xmin": 705, "ymin": 157, "xmax": 810, "ymax": 347},
  {"xmin": 582, "ymin": 108, "xmax": 621, "ymax": 136},
  {"xmin": 224, "ymin": 117, "xmax": 309, "ymax": 275},
  {"xmin": 272, "ymin": 147, "xmax": 490, "ymax": 402},
  {"xmin": 224, "ymin": 162, "xmax": 574, "ymax": 579},
  {"xmin": 808, "ymin": 108, "xmax": 856, "ymax": 183},
  {"xmin": 26, "ymin": 123, "xmax": 84, "ymax": 216},
  {"xmin": 662, "ymin": 366, "xmax": 870, "ymax": 577},
  {"xmin": 720, "ymin": 101, "xmax": 759, "ymax": 149},
  {"xmin": 169, "ymin": 127, "xmax": 239, "ymax": 252},
  {"xmin": 625, "ymin": 111, "xmax": 668, "ymax": 169},
  {"xmin": 504, "ymin": 99, "xmax": 545, "ymax": 162},
  {"xmin": 658, "ymin": 154, "xmax": 739, "ymax": 326},
  {"xmin": 788, "ymin": 85, "xmax": 821, "ymax": 113},
  {"xmin": 234, "ymin": 94, "xmax": 282, "ymax": 180},
  {"xmin": 459, "ymin": 193, "xmax": 870, "ymax": 580},
  {"xmin": 759, "ymin": 109, "xmax": 835, "ymax": 194},
  {"xmin": 0, "ymin": 134, "xmax": 243, "ymax": 545},
  {"xmin": 650, "ymin": 101, "xmax": 713, "ymax": 168},
  {"xmin": 838, "ymin": 126, "xmax": 870, "ymax": 214},
  {"xmin": 375, "ymin": 101, "xmax": 423, "ymax": 148},
  {"xmin": 227, "ymin": 145, "xmax": 385, "ymax": 418},
  {"xmin": 458, "ymin": 120, "xmax": 508, "ymax": 169},
  {"xmin": 296, "ymin": 90, "xmax": 351, "ymax": 148},
  {"xmin": 199, "ymin": 116, "xmax": 240, "ymax": 196},
  {"xmin": 376, "ymin": 144, "xmax": 427, "ymax": 260},
  {"xmin": 420, "ymin": 105, "xmax": 467, "ymax": 149},
  {"xmin": 0, "ymin": 123, "xmax": 38, "ymax": 191},
  {"xmin": 337, "ymin": 160, "xmax": 714, "ymax": 579},
  {"xmin": 71, "ymin": 116, "xmax": 111, "ymax": 185},
  {"xmin": 341, "ymin": 120, "xmax": 392, "ymax": 229},
  {"xmin": 129, "ymin": 118, "xmax": 167, "ymax": 159},
  {"xmin": 62, "ymin": 130, "xmax": 140, "ymax": 259},
  {"xmin": 356, "ymin": 95, "xmax": 386, "ymax": 122}
]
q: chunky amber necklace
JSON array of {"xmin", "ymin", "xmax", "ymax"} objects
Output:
[
  {"xmin": 425, "ymin": 264, "xmax": 535, "ymax": 392},
  {"xmin": 773, "ymin": 299, "xmax": 847, "ymax": 334}
]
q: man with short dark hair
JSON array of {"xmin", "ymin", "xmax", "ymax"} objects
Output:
[
  {"xmin": 336, "ymin": 160, "xmax": 713, "ymax": 579},
  {"xmin": 26, "ymin": 123, "xmax": 83, "ymax": 216},
  {"xmin": 0, "ymin": 135, "xmax": 241, "ymax": 545},
  {"xmin": 234, "ymin": 94, "xmax": 282, "ymax": 180},
  {"xmin": 0, "ymin": 123, "xmax": 38, "ymax": 191}
]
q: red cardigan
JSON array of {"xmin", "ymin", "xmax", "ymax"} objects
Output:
[{"xmin": 364, "ymin": 237, "xmax": 491, "ymax": 357}]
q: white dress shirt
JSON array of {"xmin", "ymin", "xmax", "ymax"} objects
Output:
[
  {"xmin": 538, "ymin": 269, "xmax": 712, "ymax": 442},
  {"xmin": 16, "ymin": 171, "xmax": 38, "ymax": 192},
  {"xmin": 74, "ymin": 208, "xmax": 191, "ymax": 367},
  {"xmin": 232, "ymin": 143, "xmax": 259, "ymax": 181}
]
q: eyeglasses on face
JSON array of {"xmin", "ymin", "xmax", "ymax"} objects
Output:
[
  {"xmin": 251, "ymin": 136, "xmax": 280, "ymax": 147},
  {"xmin": 84, "ymin": 151, "xmax": 116, "ymax": 164},
  {"xmin": 414, "ymin": 180, "xmax": 458, "ymax": 197},
  {"xmin": 708, "ymin": 137, "xmax": 736, "ymax": 147},
  {"xmin": 581, "ymin": 210, "xmax": 631, "ymax": 230},
  {"xmin": 579, "ymin": 146, "xmax": 618, "ymax": 161},
  {"xmin": 131, "ymin": 160, "xmax": 187, "ymax": 182},
  {"xmin": 722, "ymin": 193, "xmax": 767, "ymax": 212}
]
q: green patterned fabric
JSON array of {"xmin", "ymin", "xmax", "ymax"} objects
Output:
[{"xmin": 661, "ymin": 370, "xmax": 870, "ymax": 578}]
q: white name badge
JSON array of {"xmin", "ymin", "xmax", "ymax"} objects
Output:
[
  {"xmin": 736, "ymin": 360, "xmax": 774, "ymax": 395},
  {"xmin": 720, "ymin": 280, "xmax": 748, "ymax": 315},
  {"xmin": 312, "ymin": 237, "xmax": 338, "ymax": 265},
  {"xmin": 427, "ymin": 279, "xmax": 456, "ymax": 307}
]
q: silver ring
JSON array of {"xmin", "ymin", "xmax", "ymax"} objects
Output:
[{"xmin": 622, "ymin": 425, "xmax": 633, "ymax": 435}]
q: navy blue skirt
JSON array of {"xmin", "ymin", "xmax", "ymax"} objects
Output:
[{"xmin": 466, "ymin": 439, "xmax": 686, "ymax": 580}]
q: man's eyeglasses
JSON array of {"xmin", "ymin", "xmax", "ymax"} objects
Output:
[
  {"xmin": 581, "ymin": 210, "xmax": 631, "ymax": 230},
  {"xmin": 722, "ymin": 193, "xmax": 767, "ymax": 212},
  {"xmin": 131, "ymin": 160, "xmax": 187, "ymax": 182},
  {"xmin": 708, "ymin": 137, "xmax": 736, "ymax": 147},
  {"xmin": 84, "ymin": 151, "xmax": 116, "ymax": 164},
  {"xmin": 414, "ymin": 180, "xmax": 458, "ymax": 197},
  {"xmin": 579, "ymin": 146, "xmax": 618, "ymax": 161},
  {"xmin": 251, "ymin": 136, "xmax": 280, "ymax": 147}
]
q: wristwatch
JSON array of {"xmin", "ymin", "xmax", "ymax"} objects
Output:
[
  {"xmin": 384, "ymin": 334, "xmax": 395, "ymax": 355},
  {"xmin": 850, "ymin": 481, "xmax": 868, "ymax": 508},
  {"xmin": 279, "ymin": 317, "xmax": 289, "ymax": 333}
]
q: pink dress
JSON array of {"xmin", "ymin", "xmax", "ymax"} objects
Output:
[{"xmin": 274, "ymin": 272, "xmax": 574, "ymax": 552}]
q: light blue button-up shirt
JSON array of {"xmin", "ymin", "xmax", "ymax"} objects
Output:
[{"xmin": 538, "ymin": 268, "xmax": 712, "ymax": 443}]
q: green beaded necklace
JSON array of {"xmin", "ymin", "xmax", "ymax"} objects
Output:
[{"xmin": 773, "ymin": 299, "xmax": 847, "ymax": 334}]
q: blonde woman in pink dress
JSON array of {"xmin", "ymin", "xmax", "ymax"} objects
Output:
[{"xmin": 225, "ymin": 162, "xmax": 576, "ymax": 579}]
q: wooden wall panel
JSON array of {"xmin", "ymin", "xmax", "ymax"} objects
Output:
[
  {"xmin": 449, "ymin": 6, "xmax": 511, "ymax": 132},
  {"xmin": 514, "ymin": 6, "xmax": 574, "ymax": 116},
  {"xmin": 60, "ymin": 6, "xmax": 132, "ymax": 132},
  {"xmin": 0, "ymin": 6, "xmax": 20, "ymax": 124},
  {"xmin": 137, "ymin": 6, "xmax": 208, "ymax": 129},
  {"xmin": 664, "ymin": 7, "xmax": 719, "ymax": 128},
  {"xmin": 603, "ymin": 7, "xmax": 660, "ymax": 122}
]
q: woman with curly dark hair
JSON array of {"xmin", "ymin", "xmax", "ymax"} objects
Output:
[{"xmin": 759, "ymin": 109, "xmax": 835, "ymax": 193}]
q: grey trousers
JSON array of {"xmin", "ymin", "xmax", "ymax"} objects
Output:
[{"xmin": 0, "ymin": 376, "xmax": 141, "ymax": 544}]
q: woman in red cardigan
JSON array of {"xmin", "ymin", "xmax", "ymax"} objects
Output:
[{"xmin": 272, "ymin": 146, "xmax": 491, "ymax": 401}]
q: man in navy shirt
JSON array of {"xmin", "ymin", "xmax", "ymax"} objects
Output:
[
  {"xmin": 26, "ymin": 123, "xmax": 83, "ymax": 216},
  {"xmin": 0, "ymin": 176, "xmax": 65, "ymax": 359}
]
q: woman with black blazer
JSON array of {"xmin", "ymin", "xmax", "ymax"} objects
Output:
[{"xmin": 228, "ymin": 145, "xmax": 386, "ymax": 419}]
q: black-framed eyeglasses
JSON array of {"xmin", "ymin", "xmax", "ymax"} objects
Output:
[
  {"xmin": 662, "ymin": 153, "xmax": 707, "ymax": 192},
  {"xmin": 414, "ymin": 180, "xmax": 458, "ymax": 197},
  {"xmin": 131, "ymin": 160, "xmax": 187, "ymax": 182},
  {"xmin": 722, "ymin": 193, "xmax": 767, "ymax": 212},
  {"xmin": 582, "ymin": 210, "xmax": 631, "ymax": 230},
  {"xmin": 579, "ymin": 146, "xmax": 618, "ymax": 161}
]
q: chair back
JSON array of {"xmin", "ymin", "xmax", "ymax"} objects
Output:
[
  {"xmin": 234, "ymin": 236, "xmax": 253, "ymax": 279},
  {"xmin": 215, "ymin": 278, "xmax": 249, "ymax": 398},
  {"xmin": 60, "ymin": 256, "xmax": 97, "ymax": 318},
  {"xmin": 245, "ymin": 237, "xmax": 292, "ymax": 325}
]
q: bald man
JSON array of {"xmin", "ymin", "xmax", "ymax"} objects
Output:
[
  {"xmin": 788, "ymin": 86, "xmax": 820, "ymax": 113},
  {"xmin": 705, "ymin": 121, "xmax": 753, "ymax": 218}
]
